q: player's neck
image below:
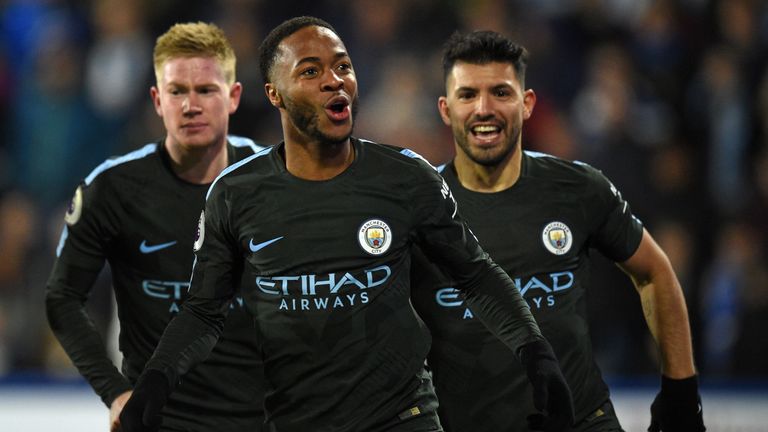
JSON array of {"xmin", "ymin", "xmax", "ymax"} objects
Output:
[
  {"xmin": 164, "ymin": 137, "xmax": 229, "ymax": 185},
  {"xmin": 454, "ymin": 145, "xmax": 522, "ymax": 193},
  {"xmin": 282, "ymin": 137, "xmax": 354, "ymax": 181}
]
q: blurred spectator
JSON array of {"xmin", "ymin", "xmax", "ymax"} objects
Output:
[
  {"xmin": 629, "ymin": 0, "xmax": 688, "ymax": 101},
  {"xmin": 730, "ymin": 229, "xmax": 768, "ymax": 376},
  {"xmin": 0, "ymin": 192, "xmax": 36, "ymax": 373},
  {"xmin": 700, "ymin": 222, "xmax": 760, "ymax": 376},
  {"xmin": 84, "ymin": 0, "xmax": 151, "ymax": 142},
  {"xmin": 355, "ymin": 54, "xmax": 451, "ymax": 163},
  {"xmin": 524, "ymin": 100, "xmax": 579, "ymax": 161},
  {"xmin": 219, "ymin": 0, "xmax": 282, "ymax": 143},
  {"xmin": 8, "ymin": 8, "xmax": 106, "ymax": 210},
  {"xmin": 686, "ymin": 45, "xmax": 752, "ymax": 217},
  {"xmin": 454, "ymin": 0, "xmax": 511, "ymax": 34}
]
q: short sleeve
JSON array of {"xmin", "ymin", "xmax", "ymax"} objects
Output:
[{"xmin": 583, "ymin": 164, "xmax": 644, "ymax": 262}]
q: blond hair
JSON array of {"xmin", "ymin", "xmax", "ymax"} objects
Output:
[{"xmin": 153, "ymin": 22, "xmax": 236, "ymax": 85}]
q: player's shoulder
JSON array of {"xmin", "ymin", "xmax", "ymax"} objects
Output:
[
  {"xmin": 358, "ymin": 138, "xmax": 439, "ymax": 177},
  {"xmin": 524, "ymin": 150, "xmax": 606, "ymax": 184},
  {"xmin": 206, "ymin": 144, "xmax": 275, "ymax": 200},
  {"xmin": 228, "ymin": 134, "xmax": 270, "ymax": 161},
  {"xmin": 83, "ymin": 142, "xmax": 160, "ymax": 187}
]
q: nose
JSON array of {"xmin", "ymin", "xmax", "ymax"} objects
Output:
[
  {"xmin": 182, "ymin": 94, "xmax": 201, "ymax": 115},
  {"xmin": 475, "ymin": 94, "xmax": 493, "ymax": 116},
  {"xmin": 321, "ymin": 70, "xmax": 344, "ymax": 92}
]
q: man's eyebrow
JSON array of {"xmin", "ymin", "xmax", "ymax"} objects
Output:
[
  {"xmin": 294, "ymin": 52, "xmax": 349, "ymax": 68},
  {"xmin": 455, "ymin": 83, "xmax": 513, "ymax": 92},
  {"xmin": 164, "ymin": 81, "xmax": 219, "ymax": 89},
  {"xmin": 455, "ymin": 86, "xmax": 477, "ymax": 93}
]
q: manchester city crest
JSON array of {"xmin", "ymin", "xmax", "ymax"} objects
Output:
[
  {"xmin": 64, "ymin": 185, "xmax": 83, "ymax": 226},
  {"xmin": 358, "ymin": 219, "xmax": 392, "ymax": 255},
  {"xmin": 541, "ymin": 221, "xmax": 572, "ymax": 255}
]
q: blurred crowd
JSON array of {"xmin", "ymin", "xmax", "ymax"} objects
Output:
[{"xmin": 1, "ymin": 0, "xmax": 766, "ymax": 382}]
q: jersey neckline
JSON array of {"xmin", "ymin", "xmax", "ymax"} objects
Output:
[
  {"xmin": 444, "ymin": 150, "xmax": 531, "ymax": 196},
  {"xmin": 269, "ymin": 138, "xmax": 362, "ymax": 184}
]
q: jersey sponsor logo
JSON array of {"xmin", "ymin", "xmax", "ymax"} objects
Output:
[
  {"xmin": 139, "ymin": 240, "xmax": 177, "ymax": 254},
  {"xmin": 249, "ymin": 236, "xmax": 284, "ymax": 253},
  {"xmin": 64, "ymin": 186, "xmax": 83, "ymax": 226},
  {"xmin": 435, "ymin": 288, "xmax": 475, "ymax": 319},
  {"xmin": 436, "ymin": 287, "xmax": 463, "ymax": 307},
  {"xmin": 542, "ymin": 221, "xmax": 573, "ymax": 255},
  {"xmin": 358, "ymin": 219, "xmax": 392, "ymax": 255},
  {"xmin": 255, "ymin": 265, "xmax": 391, "ymax": 311},
  {"xmin": 143, "ymin": 279, "xmax": 245, "ymax": 313},
  {"xmin": 433, "ymin": 271, "xmax": 575, "ymax": 318},
  {"xmin": 193, "ymin": 211, "xmax": 205, "ymax": 252}
]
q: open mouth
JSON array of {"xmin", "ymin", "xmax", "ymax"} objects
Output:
[
  {"xmin": 471, "ymin": 124, "xmax": 501, "ymax": 137},
  {"xmin": 330, "ymin": 101, "xmax": 347, "ymax": 113},
  {"xmin": 325, "ymin": 97, "xmax": 351, "ymax": 121}
]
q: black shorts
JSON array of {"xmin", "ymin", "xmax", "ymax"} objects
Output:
[
  {"xmin": 572, "ymin": 399, "xmax": 624, "ymax": 432},
  {"xmin": 372, "ymin": 369, "xmax": 443, "ymax": 432},
  {"xmin": 159, "ymin": 401, "xmax": 263, "ymax": 432}
]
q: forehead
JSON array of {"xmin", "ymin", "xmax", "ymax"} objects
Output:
[
  {"xmin": 447, "ymin": 61, "xmax": 520, "ymax": 89},
  {"xmin": 278, "ymin": 25, "xmax": 347, "ymax": 66},
  {"xmin": 159, "ymin": 56, "xmax": 226, "ymax": 83}
]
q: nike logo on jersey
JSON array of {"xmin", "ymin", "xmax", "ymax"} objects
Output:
[
  {"xmin": 249, "ymin": 236, "xmax": 284, "ymax": 253},
  {"xmin": 139, "ymin": 240, "xmax": 177, "ymax": 254}
]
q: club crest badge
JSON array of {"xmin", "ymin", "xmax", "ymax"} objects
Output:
[
  {"xmin": 193, "ymin": 210, "xmax": 205, "ymax": 252},
  {"xmin": 64, "ymin": 186, "xmax": 83, "ymax": 226},
  {"xmin": 358, "ymin": 219, "xmax": 392, "ymax": 255},
  {"xmin": 542, "ymin": 221, "xmax": 572, "ymax": 255}
]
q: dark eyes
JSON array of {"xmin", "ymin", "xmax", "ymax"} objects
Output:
[
  {"xmin": 300, "ymin": 63, "xmax": 352, "ymax": 77},
  {"xmin": 300, "ymin": 67, "xmax": 318, "ymax": 77},
  {"xmin": 457, "ymin": 89, "xmax": 512, "ymax": 99},
  {"xmin": 168, "ymin": 87, "xmax": 217, "ymax": 95}
]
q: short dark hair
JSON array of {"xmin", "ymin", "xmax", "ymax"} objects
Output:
[
  {"xmin": 442, "ymin": 30, "xmax": 529, "ymax": 87},
  {"xmin": 258, "ymin": 16, "xmax": 338, "ymax": 84}
]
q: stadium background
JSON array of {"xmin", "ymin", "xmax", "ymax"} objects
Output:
[{"xmin": 0, "ymin": 0, "xmax": 766, "ymax": 430}]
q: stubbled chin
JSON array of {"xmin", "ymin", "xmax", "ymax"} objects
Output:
[{"xmin": 324, "ymin": 118, "xmax": 353, "ymax": 134}]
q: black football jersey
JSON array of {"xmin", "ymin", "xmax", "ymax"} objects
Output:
[
  {"xmin": 410, "ymin": 151, "xmax": 644, "ymax": 431},
  {"xmin": 144, "ymin": 138, "xmax": 543, "ymax": 432},
  {"xmin": 46, "ymin": 136, "xmax": 267, "ymax": 431}
]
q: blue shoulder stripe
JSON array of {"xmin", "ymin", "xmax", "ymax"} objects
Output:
[
  {"xmin": 228, "ymin": 134, "xmax": 267, "ymax": 153},
  {"xmin": 436, "ymin": 163, "xmax": 446, "ymax": 173},
  {"xmin": 206, "ymin": 146, "xmax": 273, "ymax": 200},
  {"xmin": 399, "ymin": 148, "xmax": 437, "ymax": 171},
  {"xmin": 55, "ymin": 226, "xmax": 68, "ymax": 257},
  {"xmin": 525, "ymin": 149, "xmax": 590, "ymax": 169},
  {"xmin": 524, "ymin": 150, "xmax": 556, "ymax": 159},
  {"xmin": 84, "ymin": 143, "xmax": 158, "ymax": 185}
]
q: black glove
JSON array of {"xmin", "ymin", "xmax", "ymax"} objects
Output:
[
  {"xmin": 520, "ymin": 339, "xmax": 575, "ymax": 432},
  {"xmin": 119, "ymin": 369, "xmax": 170, "ymax": 432},
  {"xmin": 648, "ymin": 375, "xmax": 705, "ymax": 432}
]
